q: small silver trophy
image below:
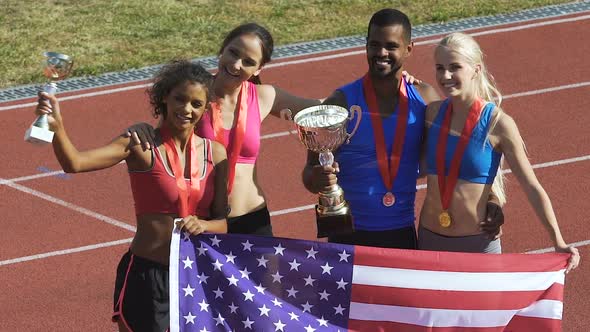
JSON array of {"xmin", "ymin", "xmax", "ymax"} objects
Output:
[
  {"xmin": 294, "ymin": 105, "xmax": 361, "ymax": 238},
  {"xmin": 24, "ymin": 52, "xmax": 74, "ymax": 144}
]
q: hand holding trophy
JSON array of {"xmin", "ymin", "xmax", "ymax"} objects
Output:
[
  {"xmin": 24, "ymin": 52, "xmax": 73, "ymax": 144},
  {"xmin": 294, "ymin": 105, "xmax": 361, "ymax": 238}
]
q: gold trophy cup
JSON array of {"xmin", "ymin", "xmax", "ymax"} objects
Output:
[
  {"xmin": 294, "ymin": 105, "xmax": 361, "ymax": 238},
  {"xmin": 24, "ymin": 52, "xmax": 73, "ymax": 144}
]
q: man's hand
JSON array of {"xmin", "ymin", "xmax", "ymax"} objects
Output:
[
  {"xmin": 123, "ymin": 122, "xmax": 156, "ymax": 150},
  {"xmin": 310, "ymin": 162, "xmax": 339, "ymax": 193},
  {"xmin": 480, "ymin": 202, "xmax": 504, "ymax": 240}
]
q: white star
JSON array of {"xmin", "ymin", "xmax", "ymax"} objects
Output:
[
  {"xmin": 338, "ymin": 249, "xmax": 351, "ymax": 262},
  {"xmin": 183, "ymin": 311, "xmax": 196, "ymax": 324},
  {"xmin": 303, "ymin": 274, "xmax": 316, "ymax": 286},
  {"xmin": 254, "ymin": 283, "xmax": 266, "ymax": 294},
  {"xmin": 242, "ymin": 317, "xmax": 254, "ymax": 329},
  {"xmin": 288, "ymin": 259, "xmax": 301, "ymax": 271},
  {"xmin": 271, "ymin": 271, "xmax": 283, "ymax": 283},
  {"xmin": 182, "ymin": 231, "xmax": 190, "ymax": 241},
  {"xmin": 213, "ymin": 287, "xmax": 224, "ymax": 299},
  {"xmin": 227, "ymin": 274, "xmax": 239, "ymax": 286},
  {"xmin": 271, "ymin": 298, "xmax": 283, "ymax": 307},
  {"xmin": 209, "ymin": 235, "xmax": 222, "ymax": 247},
  {"xmin": 304, "ymin": 324, "xmax": 316, "ymax": 332},
  {"xmin": 320, "ymin": 262, "xmax": 334, "ymax": 275},
  {"xmin": 258, "ymin": 304, "xmax": 271, "ymax": 317},
  {"xmin": 199, "ymin": 327, "xmax": 210, "ymax": 332},
  {"xmin": 288, "ymin": 311, "xmax": 299, "ymax": 321},
  {"xmin": 243, "ymin": 289, "xmax": 255, "ymax": 301},
  {"xmin": 286, "ymin": 286, "xmax": 298, "ymax": 298},
  {"xmin": 306, "ymin": 247, "xmax": 318, "ymax": 259},
  {"xmin": 319, "ymin": 289, "xmax": 330, "ymax": 301},
  {"xmin": 334, "ymin": 304, "xmax": 346, "ymax": 315},
  {"xmin": 273, "ymin": 319, "xmax": 286, "ymax": 331},
  {"xmin": 239, "ymin": 267, "xmax": 251, "ymax": 279},
  {"xmin": 317, "ymin": 316, "xmax": 328, "ymax": 327},
  {"xmin": 213, "ymin": 313, "xmax": 225, "ymax": 326},
  {"xmin": 182, "ymin": 284, "xmax": 195, "ymax": 297},
  {"xmin": 212, "ymin": 259, "xmax": 223, "ymax": 271},
  {"xmin": 196, "ymin": 243, "xmax": 208, "ymax": 256},
  {"xmin": 301, "ymin": 301, "xmax": 313, "ymax": 313},
  {"xmin": 198, "ymin": 299, "xmax": 209, "ymax": 312},
  {"xmin": 273, "ymin": 243, "xmax": 286, "ymax": 256},
  {"xmin": 336, "ymin": 277, "xmax": 348, "ymax": 290},
  {"xmin": 225, "ymin": 251, "xmax": 236, "ymax": 264},
  {"xmin": 242, "ymin": 240, "xmax": 254, "ymax": 251},
  {"xmin": 228, "ymin": 302, "xmax": 239, "ymax": 314},
  {"xmin": 197, "ymin": 272, "xmax": 209, "ymax": 284},
  {"xmin": 256, "ymin": 255, "xmax": 269, "ymax": 267},
  {"xmin": 182, "ymin": 256, "xmax": 194, "ymax": 269}
]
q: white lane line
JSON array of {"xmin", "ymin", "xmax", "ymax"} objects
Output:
[
  {"xmin": 503, "ymin": 82, "xmax": 590, "ymax": 100},
  {"xmin": 2, "ymin": 13, "xmax": 590, "ymax": 112},
  {"xmin": 267, "ymin": 154, "xmax": 590, "ymax": 217},
  {"xmin": 1, "ymin": 179, "xmax": 136, "ymax": 232},
  {"xmin": 1, "ymin": 234, "xmax": 587, "ymax": 267},
  {"xmin": 0, "ymin": 83, "xmax": 152, "ymax": 111},
  {"xmin": 527, "ymin": 239, "xmax": 590, "ymax": 254},
  {"xmin": 0, "ymin": 238, "xmax": 133, "ymax": 266},
  {"xmin": 260, "ymin": 80, "xmax": 590, "ymax": 141}
]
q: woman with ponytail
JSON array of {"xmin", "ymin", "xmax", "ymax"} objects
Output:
[{"xmin": 418, "ymin": 32, "xmax": 579, "ymax": 272}]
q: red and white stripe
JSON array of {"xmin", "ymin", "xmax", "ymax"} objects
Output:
[{"xmin": 348, "ymin": 246, "xmax": 568, "ymax": 331}]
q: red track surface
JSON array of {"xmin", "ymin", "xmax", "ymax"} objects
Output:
[{"xmin": 1, "ymin": 13, "xmax": 589, "ymax": 331}]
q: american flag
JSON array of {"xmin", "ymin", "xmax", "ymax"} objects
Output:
[{"xmin": 169, "ymin": 231, "xmax": 568, "ymax": 331}]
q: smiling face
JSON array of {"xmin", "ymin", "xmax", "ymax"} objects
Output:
[
  {"xmin": 217, "ymin": 34, "xmax": 264, "ymax": 83},
  {"xmin": 163, "ymin": 80, "xmax": 208, "ymax": 131},
  {"xmin": 366, "ymin": 24, "xmax": 412, "ymax": 79},
  {"xmin": 434, "ymin": 46, "xmax": 480, "ymax": 98}
]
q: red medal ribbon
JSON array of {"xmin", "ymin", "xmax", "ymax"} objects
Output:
[
  {"xmin": 160, "ymin": 125, "xmax": 201, "ymax": 217},
  {"xmin": 436, "ymin": 98, "xmax": 486, "ymax": 211},
  {"xmin": 363, "ymin": 73, "xmax": 409, "ymax": 198},
  {"xmin": 210, "ymin": 81, "xmax": 248, "ymax": 194}
]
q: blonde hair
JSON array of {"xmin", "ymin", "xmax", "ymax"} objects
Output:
[{"xmin": 437, "ymin": 32, "xmax": 507, "ymax": 205}]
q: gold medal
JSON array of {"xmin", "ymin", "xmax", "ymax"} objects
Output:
[{"xmin": 439, "ymin": 211, "xmax": 451, "ymax": 228}]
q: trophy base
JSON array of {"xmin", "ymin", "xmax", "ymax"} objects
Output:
[
  {"xmin": 25, "ymin": 126, "xmax": 54, "ymax": 144},
  {"xmin": 315, "ymin": 204, "xmax": 354, "ymax": 238}
]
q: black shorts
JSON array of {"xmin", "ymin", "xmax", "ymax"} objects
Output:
[
  {"xmin": 112, "ymin": 251, "xmax": 169, "ymax": 332},
  {"xmin": 227, "ymin": 206, "xmax": 273, "ymax": 236},
  {"xmin": 328, "ymin": 225, "xmax": 418, "ymax": 249}
]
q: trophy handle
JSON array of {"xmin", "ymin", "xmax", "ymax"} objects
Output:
[{"xmin": 345, "ymin": 105, "xmax": 362, "ymax": 143}]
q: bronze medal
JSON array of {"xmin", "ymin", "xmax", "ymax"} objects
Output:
[{"xmin": 382, "ymin": 192, "xmax": 395, "ymax": 207}]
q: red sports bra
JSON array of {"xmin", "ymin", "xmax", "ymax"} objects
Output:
[
  {"xmin": 129, "ymin": 138, "xmax": 216, "ymax": 218},
  {"xmin": 196, "ymin": 81, "xmax": 261, "ymax": 164}
]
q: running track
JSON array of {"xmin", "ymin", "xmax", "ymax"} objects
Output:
[{"xmin": 1, "ymin": 9, "xmax": 589, "ymax": 332}]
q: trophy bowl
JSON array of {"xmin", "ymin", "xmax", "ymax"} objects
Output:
[
  {"xmin": 293, "ymin": 105, "xmax": 351, "ymax": 158},
  {"xmin": 42, "ymin": 52, "xmax": 74, "ymax": 82}
]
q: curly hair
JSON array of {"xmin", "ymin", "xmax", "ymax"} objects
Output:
[{"xmin": 148, "ymin": 60, "xmax": 214, "ymax": 119}]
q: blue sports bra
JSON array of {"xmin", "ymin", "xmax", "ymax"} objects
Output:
[{"xmin": 426, "ymin": 99, "xmax": 501, "ymax": 184}]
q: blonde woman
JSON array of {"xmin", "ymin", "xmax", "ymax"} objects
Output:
[{"xmin": 419, "ymin": 33, "xmax": 579, "ymax": 272}]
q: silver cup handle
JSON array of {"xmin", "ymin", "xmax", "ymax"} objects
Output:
[{"xmin": 345, "ymin": 105, "xmax": 362, "ymax": 144}]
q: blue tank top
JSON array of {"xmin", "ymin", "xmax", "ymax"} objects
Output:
[
  {"xmin": 336, "ymin": 77, "xmax": 426, "ymax": 231},
  {"xmin": 426, "ymin": 99, "xmax": 501, "ymax": 184}
]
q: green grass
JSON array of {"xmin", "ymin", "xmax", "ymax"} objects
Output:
[{"xmin": 0, "ymin": 0, "xmax": 573, "ymax": 88}]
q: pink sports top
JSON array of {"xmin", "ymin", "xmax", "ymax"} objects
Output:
[
  {"xmin": 128, "ymin": 138, "xmax": 216, "ymax": 218},
  {"xmin": 196, "ymin": 81, "xmax": 261, "ymax": 164}
]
